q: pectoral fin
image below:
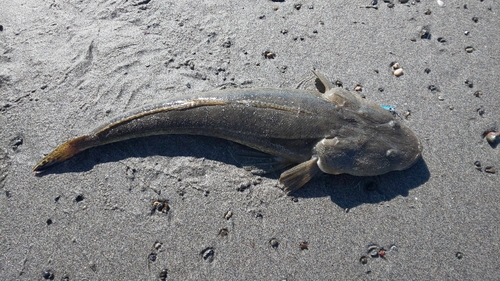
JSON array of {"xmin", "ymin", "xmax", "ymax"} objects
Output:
[
  {"xmin": 228, "ymin": 144, "xmax": 291, "ymax": 174},
  {"xmin": 279, "ymin": 157, "xmax": 320, "ymax": 193}
]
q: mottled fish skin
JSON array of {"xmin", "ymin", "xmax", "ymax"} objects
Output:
[{"xmin": 33, "ymin": 71, "xmax": 422, "ymax": 193}]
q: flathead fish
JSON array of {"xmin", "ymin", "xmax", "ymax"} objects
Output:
[{"xmin": 33, "ymin": 71, "xmax": 422, "ymax": 193}]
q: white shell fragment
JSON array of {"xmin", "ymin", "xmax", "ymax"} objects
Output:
[{"xmin": 394, "ymin": 68, "xmax": 404, "ymax": 77}]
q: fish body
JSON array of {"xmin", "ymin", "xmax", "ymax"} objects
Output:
[{"xmin": 33, "ymin": 71, "xmax": 422, "ymax": 193}]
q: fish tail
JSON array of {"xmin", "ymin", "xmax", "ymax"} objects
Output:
[{"xmin": 32, "ymin": 135, "xmax": 93, "ymax": 172}]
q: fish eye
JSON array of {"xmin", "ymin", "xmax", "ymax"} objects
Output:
[
  {"xmin": 386, "ymin": 149, "xmax": 398, "ymax": 158},
  {"xmin": 388, "ymin": 120, "xmax": 400, "ymax": 129}
]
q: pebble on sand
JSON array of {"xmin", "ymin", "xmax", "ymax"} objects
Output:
[{"xmin": 394, "ymin": 68, "xmax": 404, "ymax": 77}]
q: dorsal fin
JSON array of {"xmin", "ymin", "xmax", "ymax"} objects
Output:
[{"xmin": 311, "ymin": 70, "xmax": 334, "ymax": 93}]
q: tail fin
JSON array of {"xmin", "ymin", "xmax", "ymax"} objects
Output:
[{"xmin": 32, "ymin": 136, "xmax": 92, "ymax": 172}]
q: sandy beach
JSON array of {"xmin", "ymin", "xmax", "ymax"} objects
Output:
[{"xmin": 1, "ymin": 0, "xmax": 498, "ymax": 280}]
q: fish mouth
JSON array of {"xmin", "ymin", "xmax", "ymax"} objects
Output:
[
  {"xmin": 398, "ymin": 138, "xmax": 423, "ymax": 171},
  {"xmin": 412, "ymin": 140, "xmax": 424, "ymax": 164}
]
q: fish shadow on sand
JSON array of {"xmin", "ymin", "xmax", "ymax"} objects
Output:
[
  {"xmin": 36, "ymin": 135, "xmax": 430, "ymax": 209},
  {"xmin": 294, "ymin": 158, "xmax": 430, "ymax": 209}
]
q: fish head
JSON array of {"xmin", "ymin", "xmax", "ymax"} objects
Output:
[{"xmin": 316, "ymin": 88, "xmax": 422, "ymax": 176}]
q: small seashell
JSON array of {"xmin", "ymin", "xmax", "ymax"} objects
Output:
[
  {"xmin": 201, "ymin": 248, "xmax": 215, "ymax": 262},
  {"xmin": 159, "ymin": 269, "xmax": 168, "ymax": 279},
  {"xmin": 367, "ymin": 244, "xmax": 379, "ymax": 257},
  {"xmin": 219, "ymin": 228, "xmax": 229, "ymax": 237},
  {"xmin": 392, "ymin": 62, "xmax": 400, "ymax": 70},
  {"xmin": 360, "ymin": 256, "xmax": 368, "ymax": 264},
  {"xmin": 390, "ymin": 245, "xmax": 398, "ymax": 252},
  {"xmin": 378, "ymin": 248, "xmax": 386, "ymax": 258},
  {"xmin": 394, "ymin": 68, "xmax": 404, "ymax": 77},
  {"xmin": 485, "ymin": 132, "xmax": 499, "ymax": 144},
  {"xmin": 269, "ymin": 238, "xmax": 279, "ymax": 248},
  {"xmin": 484, "ymin": 166, "xmax": 496, "ymax": 174}
]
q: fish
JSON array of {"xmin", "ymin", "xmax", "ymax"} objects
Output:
[{"xmin": 32, "ymin": 70, "xmax": 422, "ymax": 193}]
